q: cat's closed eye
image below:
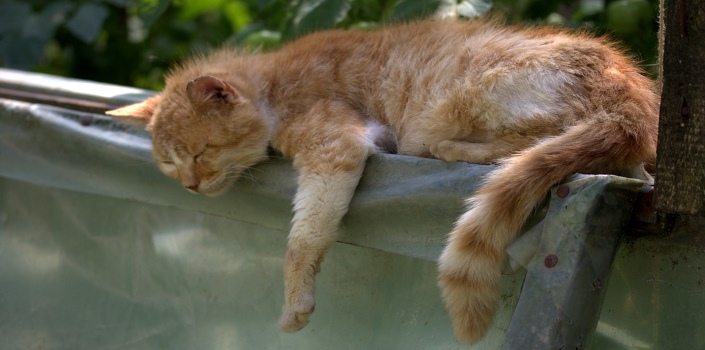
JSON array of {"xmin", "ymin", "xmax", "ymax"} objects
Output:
[
  {"xmin": 195, "ymin": 146, "xmax": 217, "ymax": 162},
  {"xmin": 194, "ymin": 150, "xmax": 205, "ymax": 161}
]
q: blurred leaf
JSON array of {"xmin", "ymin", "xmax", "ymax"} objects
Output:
[
  {"xmin": 349, "ymin": 21, "xmax": 381, "ymax": 31},
  {"xmin": 256, "ymin": 0, "xmax": 272, "ymax": 11},
  {"xmin": 179, "ymin": 0, "xmax": 225, "ymax": 19},
  {"xmin": 228, "ymin": 21, "xmax": 265, "ymax": 44},
  {"xmin": 244, "ymin": 30, "xmax": 281, "ymax": 49},
  {"xmin": 579, "ymin": 0, "xmax": 604, "ymax": 17},
  {"xmin": 0, "ymin": 0, "xmax": 31, "ymax": 34},
  {"xmin": 284, "ymin": 0, "xmax": 353, "ymax": 39},
  {"xmin": 102, "ymin": 0, "xmax": 131, "ymax": 7},
  {"xmin": 388, "ymin": 0, "xmax": 442, "ymax": 22},
  {"xmin": 457, "ymin": 0, "xmax": 493, "ymax": 18},
  {"xmin": 0, "ymin": 35, "xmax": 45, "ymax": 70},
  {"xmin": 137, "ymin": 0, "xmax": 171, "ymax": 27},
  {"xmin": 26, "ymin": 2, "xmax": 75, "ymax": 42},
  {"xmin": 39, "ymin": 2, "xmax": 75, "ymax": 28},
  {"xmin": 224, "ymin": 1, "xmax": 253, "ymax": 32},
  {"xmin": 606, "ymin": 0, "xmax": 653, "ymax": 35},
  {"xmin": 66, "ymin": 3, "xmax": 109, "ymax": 43},
  {"xmin": 0, "ymin": 0, "xmax": 73, "ymax": 69}
]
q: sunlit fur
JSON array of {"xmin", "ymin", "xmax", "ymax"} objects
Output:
[{"xmin": 107, "ymin": 19, "xmax": 658, "ymax": 344}]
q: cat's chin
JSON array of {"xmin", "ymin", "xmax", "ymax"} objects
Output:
[
  {"xmin": 198, "ymin": 182, "xmax": 233, "ymax": 197},
  {"xmin": 198, "ymin": 176, "xmax": 237, "ymax": 197},
  {"xmin": 193, "ymin": 187, "xmax": 229, "ymax": 197},
  {"xmin": 203, "ymin": 191, "xmax": 226, "ymax": 197}
]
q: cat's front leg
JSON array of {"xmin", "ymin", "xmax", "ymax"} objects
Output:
[
  {"xmin": 276, "ymin": 101, "xmax": 376, "ymax": 332},
  {"xmin": 278, "ymin": 168, "xmax": 366, "ymax": 332}
]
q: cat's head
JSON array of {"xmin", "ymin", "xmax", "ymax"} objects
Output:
[{"xmin": 107, "ymin": 75, "xmax": 271, "ymax": 196}]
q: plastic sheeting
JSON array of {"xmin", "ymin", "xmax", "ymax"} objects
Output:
[
  {"xmin": 0, "ymin": 97, "xmax": 521, "ymax": 349},
  {"xmin": 2, "ymin": 69, "xmax": 705, "ymax": 349}
]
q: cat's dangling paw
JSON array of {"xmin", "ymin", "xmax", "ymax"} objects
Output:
[{"xmin": 278, "ymin": 290, "xmax": 315, "ymax": 332}]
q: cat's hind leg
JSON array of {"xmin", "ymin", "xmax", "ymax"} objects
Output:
[
  {"xmin": 430, "ymin": 133, "xmax": 538, "ymax": 164},
  {"xmin": 277, "ymin": 100, "xmax": 377, "ymax": 332}
]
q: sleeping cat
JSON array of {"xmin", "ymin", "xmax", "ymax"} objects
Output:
[{"xmin": 107, "ymin": 19, "xmax": 658, "ymax": 343}]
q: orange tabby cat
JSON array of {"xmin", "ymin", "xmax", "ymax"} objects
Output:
[{"xmin": 107, "ymin": 19, "xmax": 658, "ymax": 343}]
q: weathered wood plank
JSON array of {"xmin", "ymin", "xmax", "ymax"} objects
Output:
[{"xmin": 655, "ymin": 0, "xmax": 705, "ymax": 215}]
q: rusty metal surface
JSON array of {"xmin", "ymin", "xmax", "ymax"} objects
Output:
[{"xmin": 505, "ymin": 175, "xmax": 643, "ymax": 350}]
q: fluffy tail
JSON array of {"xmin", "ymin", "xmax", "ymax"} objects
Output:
[{"xmin": 437, "ymin": 114, "xmax": 656, "ymax": 343}]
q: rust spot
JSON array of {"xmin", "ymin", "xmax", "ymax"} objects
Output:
[
  {"xmin": 556, "ymin": 185, "xmax": 569, "ymax": 198},
  {"xmin": 80, "ymin": 116, "xmax": 93, "ymax": 126},
  {"xmin": 544, "ymin": 254, "xmax": 558, "ymax": 268}
]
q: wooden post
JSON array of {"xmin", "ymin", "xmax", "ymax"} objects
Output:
[{"xmin": 655, "ymin": 0, "xmax": 705, "ymax": 215}]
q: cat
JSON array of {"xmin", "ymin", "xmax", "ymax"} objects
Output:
[{"xmin": 106, "ymin": 19, "xmax": 659, "ymax": 343}]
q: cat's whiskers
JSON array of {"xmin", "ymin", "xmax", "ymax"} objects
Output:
[
  {"xmin": 241, "ymin": 168, "xmax": 262, "ymax": 185},
  {"xmin": 265, "ymin": 152, "xmax": 286, "ymax": 160},
  {"xmin": 244, "ymin": 166, "xmax": 265, "ymax": 175},
  {"xmin": 120, "ymin": 156, "xmax": 157, "ymax": 169}
]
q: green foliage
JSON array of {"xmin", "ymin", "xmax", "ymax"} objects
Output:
[
  {"xmin": 492, "ymin": 0, "xmax": 659, "ymax": 74},
  {"xmin": 0, "ymin": 0, "xmax": 113, "ymax": 70},
  {"xmin": 0, "ymin": 0, "xmax": 660, "ymax": 90},
  {"xmin": 389, "ymin": 0, "xmax": 443, "ymax": 22},
  {"xmin": 283, "ymin": 0, "xmax": 353, "ymax": 40}
]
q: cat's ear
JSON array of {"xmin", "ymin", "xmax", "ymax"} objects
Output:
[
  {"xmin": 186, "ymin": 75, "xmax": 240, "ymax": 106},
  {"xmin": 105, "ymin": 95, "xmax": 161, "ymax": 125}
]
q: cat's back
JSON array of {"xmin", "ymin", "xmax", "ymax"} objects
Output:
[
  {"xmin": 379, "ymin": 20, "xmax": 628, "ymax": 78},
  {"xmin": 369, "ymin": 20, "xmax": 655, "ymax": 155},
  {"xmin": 266, "ymin": 21, "xmax": 495, "ymax": 120},
  {"xmin": 269, "ymin": 19, "xmax": 617, "ymax": 94},
  {"xmin": 265, "ymin": 20, "xmax": 652, "ymax": 133}
]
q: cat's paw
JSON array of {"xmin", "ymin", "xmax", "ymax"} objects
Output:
[
  {"xmin": 429, "ymin": 140, "xmax": 455, "ymax": 161},
  {"xmin": 430, "ymin": 140, "xmax": 475, "ymax": 162},
  {"xmin": 430, "ymin": 140, "xmax": 492, "ymax": 164},
  {"xmin": 278, "ymin": 291, "xmax": 315, "ymax": 332}
]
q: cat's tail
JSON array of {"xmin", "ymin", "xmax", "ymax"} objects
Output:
[{"xmin": 437, "ymin": 113, "xmax": 657, "ymax": 343}]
